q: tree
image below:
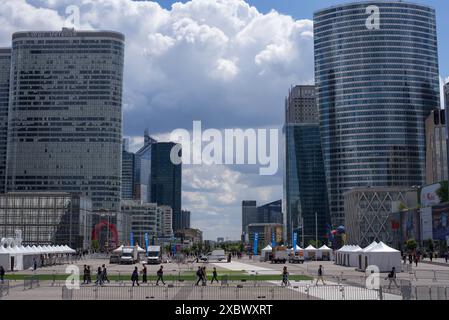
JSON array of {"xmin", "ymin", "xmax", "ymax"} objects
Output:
[
  {"xmin": 405, "ymin": 239, "xmax": 417, "ymax": 252},
  {"xmin": 308, "ymin": 239, "xmax": 322, "ymax": 248},
  {"xmin": 436, "ymin": 181, "xmax": 449, "ymax": 203},
  {"xmin": 91, "ymin": 239, "xmax": 99, "ymax": 252}
]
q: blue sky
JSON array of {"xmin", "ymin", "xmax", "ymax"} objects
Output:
[{"xmin": 155, "ymin": 0, "xmax": 449, "ymax": 77}]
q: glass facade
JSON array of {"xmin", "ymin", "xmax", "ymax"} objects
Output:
[
  {"xmin": 150, "ymin": 142, "xmax": 182, "ymax": 232},
  {"xmin": 133, "ymin": 131, "xmax": 157, "ymax": 202},
  {"xmin": 257, "ymin": 200, "xmax": 283, "ymax": 225},
  {"xmin": 314, "ymin": 2, "xmax": 440, "ymax": 226},
  {"xmin": 5, "ymin": 29, "xmax": 125, "ymax": 212},
  {"xmin": 0, "ymin": 49, "xmax": 11, "ymax": 193},
  {"xmin": 0, "ymin": 192, "xmax": 92, "ymax": 249},
  {"xmin": 121, "ymin": 139, "xmax": 135, "ymax": 200}
]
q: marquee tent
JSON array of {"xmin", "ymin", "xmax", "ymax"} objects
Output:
[
  {"xmin": 317, "ymin": 245, "xmax": 334, "ymax": 261},
  {"xmin": 361, "ymin": 242, "xmax": 401, "ymax": 272},
  {"xmin": 260, "ymin": 245, "xmax": 273, "ymax": 262},
  {"xmin": 304, "ymin": 245, "xmax": 317, "ymax": 260}
]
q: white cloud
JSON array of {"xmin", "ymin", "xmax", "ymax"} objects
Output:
[{"xmin": 0, "ymin": 0, "xmax": 314, "ymax": 240}]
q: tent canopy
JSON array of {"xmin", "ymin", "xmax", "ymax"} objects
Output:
[
  {"xmin": 304, "ymin": 245, "xmax": 316, "ymax": 251},
  {"xmin": 369, "ymin": 242, "xmax": 400, "ymax": 253},
  {"xmin": 318, "ymin": 245, "xmax": 332, "ymax": 251},
  {"xmin": 362, "ymin": 241, "xmax": 379, "ymax": 252},
  {"xmin": 261, "ymin": 245, "xmax": 272, "ymax": 252}
]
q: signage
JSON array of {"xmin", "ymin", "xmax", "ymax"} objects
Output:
[
  {"xmin": 421, "ymin": 183, "xmax": 441, "ymax": 208},
  {"xmin": 144, "ymin": 233, "xmax": 149, "ymax": 253},
  {"xmin": 253, "ymin": 233, "xmax": 259, "ymax": 255},
  {"xmin": 130, "ymin": 232, "xmax": 134, "ymax": 246},
  {"xmin": 293, "ymin": 232, "xmax": 298, "ymax": 253}
]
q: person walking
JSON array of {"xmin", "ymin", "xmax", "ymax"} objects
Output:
[
  {"xmin": 0, "ymin": 266, "xmax": 5, "ymax": 283},
  {"xmin": 414, "ymin": 254, "xmax": 419, "ymax": 267},
  {"xmin": 195, "ymin": 267, "xmax": 203, "ymax": 286},
  {"xmin": 156, "ymin": 266, "xmax": 165, "ymax": 286},
  {"xmin": 386, "ymin": 267, "xmax": 399, "ymax": 289},
  {"xmin": 282, "ymin": 266, "xmax": 290, "ymax": 287},
  {"xmin": 131, "ymin": 267, "xmax": 140, "ymax": 287},
  {"xmin": 102, "ymin": 264, "xmax": 110, "ymax": 284},
  {"xmin": 82, "ymin": 265, "xmax": 88, "ymax": 284},
  {"xmin": 95, "ymin": 267, "xmax": 103, "ymax": 286},
  {"xmin": 142, "ymin": 265, "xmax": 147, "ymax": 284},
  {"xmin": 408, "ymin": 254, "xmax": 413, "ymax": 265},
  {"xmin": 201, "ymin": 267, "xmax": 207, "ymax": 286},
  {"xmin": 402, "ymin": 254, "xmax": 407, "ymax": 264},
  {"xmin": 211, "ymin": 267, "xmax": 219, "ymax": 284},
  {"xmin": 429, "ymin": 252, "xmax": 433, "ymax": 262},
  {"xmin": 33, "ymin": 258, "xmax": 37, "ymax": 271},
  {"xmin": 87, "ymin": 266, "xmax": 92, "ymax": 284},
  {"xmin": 315, "ymin": 265, "xmax": 326, "ymax": 286},
  {"xmin": 444, "ymin": 252, "xmax": 448, "ymax": 263}
]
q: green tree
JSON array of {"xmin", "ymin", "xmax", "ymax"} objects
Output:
[
  {"xmin": 405, "ymin": 239, "xmax": 417, "ymax": 252},
  {"xmin": 91, "ymin": 239, "xmax": 99, "ymax": 252},
  {"xmin": 308, "ymin": 239, "xmax": 322, "ymax": 248},
  {"xmin": 436, "ymin": 181, "xmax": 449, "ymax": 203}
]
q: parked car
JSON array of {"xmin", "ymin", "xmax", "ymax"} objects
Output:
[
  {"xmin": 109, "ymin": 254, "xmax": 120, "ymax": 264},
  {"xmin": 288, "ymin": 255, "xmax": 305, "ymax": 264}
]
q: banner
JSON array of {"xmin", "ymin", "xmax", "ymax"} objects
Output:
[
  {"xmin": 271, "ymin": 232, "xmax": 276, "ymax": 248},
  {"xmin": 144, "ymin": 233, "xmax": 149, "ymax": 252},
  {"xmin": 130, "ymin": 232, "xmax": 134, "ymax": 246},
  {"xmin": 293, "ymin": 232, "xmax": 298, "ymax": 253},
  {"xmin": 253, "ymin": 233, "xmax": 258, "ymax": 255}
]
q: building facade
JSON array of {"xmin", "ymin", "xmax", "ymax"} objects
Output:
[
  {"xmin": 133, "ymin": 130, "xmax": 157, "ymax": 202},
  {"xmin": 0, "ymin": 48, "xmax": 10, "ymax": 194},
  {"xmin": 344, "ymin": 187, "xmax": 418, "ymax": 247},
  {"xmin": 5, "ymin": 28, "xmax": 125, "ymax": 213},
  {"xmin": 242, "ymin": 200, "xmax": 257, "ymax": 240},
  {"xmin": 174, "ymin": 228, "xmax": 203, "ymax": 244},
  {"xmin": 257, "ymin": 200, "xmax": 283, "ymax": 225},
  {"xmin": 122, "ymin": 139, "xmax": 135, "ymax": 200},
  {"xmin": 247, "ymin": 223, "xmax": 283, "ymax": 251},
  {"xmin": 284, "ymin": 85, "xmax": 330, "ymax": 245},
  {"xmin": 180, "ymin": 209, "xmax": 191, "ymax": 230},
  {"xmin": 159, "ymin": 205, "xmax": 173, "ymax": 238},
  {"xmin": 425, "ymin": 109, "xmax": 448, "ymax": 184},
  {"xmin": 150, "ymin": 142, "xmax": 182, "ymax": 232},
  {"xmin": 0, "ymin": 192, "xmax": 92, "ymax": 249},
  {"xmin": 314, "ymin": 2, "xmax": 440, "ymax": 227}
]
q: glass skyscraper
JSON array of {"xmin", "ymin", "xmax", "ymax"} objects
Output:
[
  {"xmin": 122, "ymin": 139, "xmax": 135, "ymax": 200},
  {"xmin": 0, "ymin": 48, "xmax": 10, "ymax": 194},
  {"xmin": 150, "ymin": 142, "xmax": 182, "ymax": 232},
  {"xmin": 314, "ymin": 1, "xmax": 440, "ymax": 227},
  {"xmin": 5, "ymin": 28, "xmax": 125, "ymax": 213},
  {"xmin": 133, "ymin": 130, "xmax": 157, "ymax": 202},
  {"xmin": 284, "ymin": 85, "xmax": 330, "ymax": 245}
]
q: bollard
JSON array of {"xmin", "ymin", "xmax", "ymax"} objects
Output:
[{"xmin": 433, "ymin": 271, "xmax": 437, "ymax": 282}]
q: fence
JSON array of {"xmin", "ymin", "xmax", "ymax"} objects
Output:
[
  {"xmin": 0, "ymin": 280, "xmax": 9, "ymax": 298},
  {"xmin": 23, "ymin": 276, "xmax": 40, "ymax": 290},
  {"xmin": 63, "ymin": 284, "xmax": 383, "ymax": 301}
]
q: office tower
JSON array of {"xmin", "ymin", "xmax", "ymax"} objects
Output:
[
  {"xmin": 180, "ymin": 209, "xmax": 191, "ymax": 230},
  {"xmin": 122, "ymin": 139, "xmax": 135, "ymax": 200},
  {"xmin": 0, "ymin": 48, "xmax": 10, "ymax": 193},
  {"xmin": 425, "ymin": 109, "xmax": 447, "ymax": 184},
  {"xmin": 314, "ymin": 2, "xmax": 440, "ymax": 227},
  {"xmin": 241, "ymin": 200, "xmax": 257, "ymax": 240},
  {"xmin": 5, "ymin": 28, "xmax": 125, "ymax": 213},
  {"xmin": 121, "ymin": 200, "xmax": 160, "ymax": 247},
  {"xmin": 0, "ymin": 192, "xmax": 92, "ymax": 249},
  {"xmin": 159, "ymin": 205, "xmax": 173, "ymax": 238},
  {"xmin": 284, "ymin": 85, "xmax": 329, "ymax": 245},
  {"xmin": 445, "ymin": 83, "xmax": 449, "ymax": 183},
  {"xmin": 134, "ymin": 130, "xmax": 157, "ymax": 202},
  {"xmin": 150, "ymin": 142, "xmax": 182, "ymax": 232},
  {"xmin": 257, "ymin": 200, "xmax": 283, "ymax": 225}
]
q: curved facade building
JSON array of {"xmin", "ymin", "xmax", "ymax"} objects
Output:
[
  {"xmin": 5, "ymin": 29, "xmax": 125, "ymax": 212},
  {"xmin": 314, "ymin": 1, "xmax": 440, "ymax": 227}
]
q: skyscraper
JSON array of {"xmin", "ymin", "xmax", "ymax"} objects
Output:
[
  {"xmin": 314, "ymin": 2, "xmax": 440, "ymax": 227},
  {"xmin": 150, "ymin": 142, "xmax": 182, "ymax": 232},
  {"xmin": 122, "ymin": 139, "xmax": 135, "ymax": 200},
  {"xmin": 284, "ymin": 85, "xmax": 330, "ymax": 245},
  {"xmin": 180, "ymin": 209, "xmax": 191, "ymax": 230},
  {"xmin": 425, "ymin": 109, "xmax": 447, "ymax": 184},
  {"xmin": 241, "ymin": 200, "xmax": 257, "ymax": 241},
  {"xmin": 0, "ymin": 48, "xmax": 10, "ymax": 193},
  {"xmin": 5, "ymin": 28, "xmax": 125, "ymax": 213},
  {"xmin": 133, "ymin": 130, "xmax": 157, "ymax": 202}
]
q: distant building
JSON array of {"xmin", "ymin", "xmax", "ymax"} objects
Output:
[
  {"xmin": 0, "ymin": 192, "xmax": 92, "ymax": 249},
  {"xmin": 426, "ymin": 109, "xmax": 448, "ymax": 184},
  {"xmin": 122, "ymin": 139, "xmax": 135, "ymax": 200},
  {"xmin": 180, "ymin": 210, "xmax": 191, "ymax": 230},
  {"xmin": 242, "ymin": 200, "xmax": 257, "ymax": 239},
  {"xmin": 247, "ymin": 223, "xmax": 283, "ymax": 251},
  {"xmin": 175, "ymin": 228, "xmax": 203, "ymax": 244},
  {"xmin": 0, "ymin": 48, "xmax": 10, "ymax": 194},
  {"xmin": 445, "ymin": 83, "xmax": 449, "ymax": 184},
  {"xmin": 158, "ymin": 205, "xmax": 173, "ymax": 238},
  {"xmin": 344, "ymin": 187, "xmax": 418, "ymax": 247},
  {"xmin": 133, "ymin": 130, "xmax": 157, "ymax": 202},
  {"xmin": 217, "ymin": 237, "xmax": 224, "ymax": 243}
]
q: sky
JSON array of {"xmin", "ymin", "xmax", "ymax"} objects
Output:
[{"xmin": 0, "ymin": 0, "xmax": 448, "ymax": 241}]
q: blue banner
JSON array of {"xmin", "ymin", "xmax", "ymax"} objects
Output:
[
  {"xmin": 172, "ymin": 244, "xmax": 177, "ymax": 255},
  {"xmin": 144, "ymin": 233, "xmax": 149, "ymax": 252},
  {"xmin": 293, "ymin": 232, "xmax": 298, "ymax": 253},
  {"xmin": 253, "ymin": 233, "xmax": 258, "ymax": 255},
  {"xmin": 130, "ymin": 232, "xmax": 134, "ymax": 246},
  {"xmin": 271, "ymin": 232, "xmax": 276, "ymax": 248}
]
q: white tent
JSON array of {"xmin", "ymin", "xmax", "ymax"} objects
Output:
[
  {"xmin": 261, "ymin": 245, "xmax": 272, "ymax": 252},
  {"xmin": 318, "ymin": 245, "xmax": 334, "ymax": 261},
  {"xmin": 362, "ymin": 242, "xmax": 401, "ymax": 272},
  {"xmin": 304, "ymin": 245, "xmax": 317, "ymax": 260},
  {"xmin": 113, "ymin": 245, "xmax": 124, "ymax": 253},
  {"xmin": 260, "ymin": 245, "xmax": 273, "ymax": 262}
]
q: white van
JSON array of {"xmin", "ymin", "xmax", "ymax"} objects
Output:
[{"xmin": 200, "ymin": 249, "xmax": 226, "ymax": 262}]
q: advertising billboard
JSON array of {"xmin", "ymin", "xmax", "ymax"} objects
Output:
[
  {"xmin": 432, "ymin": 204, "xmax": 449, "ymax": 241},
  {"xmin": 421, "ymin": 183, "xmax": 441, "ymax": 208}
]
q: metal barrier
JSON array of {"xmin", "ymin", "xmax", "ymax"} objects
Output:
[
  {"xmin": 64, "ymin": 284, "xmax": 385, "ymax": 301},
  {"xmin": 23, "ymin": 276, "xmax": 40, "ymax": 291},
  {"xmin": 410, "ymin": 286, "xmax": 449, "ymax": 300},
  {"xmin": 0, "ymin": 280, "xmax": 10, "ymax": 298}
]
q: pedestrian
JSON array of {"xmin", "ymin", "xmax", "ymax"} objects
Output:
[
  {"xmin": 33, "ymin": 258, "xmax": 37, "ymax": 271},
  {"xmin": 201, "ymin": 266, "xmax": 207, "ymax": 286},
  {"xmin": 156, "ymin": 266, "xmax": 165, "ymax": 285},
  {"xmin": 142, "ymin": 265, "xmax": 147, "ymax": 284},
  {"xmin": 414, "ymin": 254, "xmax": 419, "ymax": 267},
  {"xmin": 82, "ymin": 265, "xmax": 88, "ymax": 284},
  {"xmin": 87, "ymin": 266, "xmax": 92, "ymax": 283},
  {"xmin": 195, "ymin": 267, "xmax": 202, "ymax": 286},
  {"xmin": 282, "ymin": 266, "xmax": 290, "ymax": 287},
  {"xmin": 386, "ymin": 267, "xmax": 399, "ymax": 289},
  {"xmin": 102, "ymin": 264, "xmax": 110, "ymax": 284},
  {"xmin": 228, "ymin": 253, "xmax": 232, "ymax": 263},
  {"xmin": 95, "ymin": 267, "xmax": 103, "ymax": 286},
  {"xmin": 408, "ymin": 254, "xmax": 413, "ymax": 265},
  {"xmin": 211, "ymin": 267, "xmax": 219, "ymax": 284},
  {"xmin": 402, "ymin": 254, "xmax": 407, "ymax": 264},
  {"xmin": 0, "ymin": 266, "xmax": 5, "ymax": 283},
  {"xmin": 444, "ymin": 252, "xmax": 448, "ymax": 263},
  {"xmin": 315, "ymin": 265, "xmax": 326, "ymax": 286},
  {"xmin": 429, "ymin": 252, "xmax": 433, "ymax": 262},
  {"xmin": 131, "ymin": 266, "xmax": 140, "ymax": 287}
]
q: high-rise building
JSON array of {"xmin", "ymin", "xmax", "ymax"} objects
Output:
[
  {"xmin": 257, "ymin": 200, "xmax": 283, "ymax": 225},
  {"xmin": 158, "ymin": 205, "xmax": 173, "ymax": 238},
  {"xmin": 284, "ymin": 85, "xmax": 330, "ymax": 245},
  {"xmin": 122, "ymin": 139, "xmax": 135, "ymax": 200},
  {"xmin": 121, "ymin": 200, "xmax": 160, "ymax": 247},
  {"xmin": 134, "ymin": 130, "xmax": 157, "ymax": 202},
  {"xmin": 180, "ymin": 209, "xmax": 191, "ymax": 230},
  {"xmin": 150, "ymin": 142, "xmax": 182, "ymax": 232},
  {"xmin": 242, "ymin": 200, "xmax": 257, "ymax": 240},
  {"xmin": 5, "ymin": 28, "xmax": 125, "ymax": 213},
  {"xmin": 445, "ymin": 83, "xmax": 449, "ymax": 182},
  {"xmin": 0, "ymin": 48, "xmax": 10, "ymax": 193},
  {"xmin": 314, "ymin": 2, "xmax": 440, "ymax": 227},
  {"xmin": 425, "ymin": 109, "xmax": 448, "ymax": 184}
]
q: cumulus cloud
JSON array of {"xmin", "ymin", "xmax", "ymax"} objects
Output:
[{"xmin": 0, "ymin": 0, "xmax": 314, "ymax": 239}]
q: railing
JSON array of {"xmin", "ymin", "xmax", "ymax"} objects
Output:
[
  {"xmin": 0, "ymin": 280, "xmax": 9, "ymax": 298},
  {"xmin": 23, "ymin": 276, "xmax": 40, "ymax": 291},
  {"xmin": 63, "ymin": 284, "xmax": 384, "ymax": 301}
]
